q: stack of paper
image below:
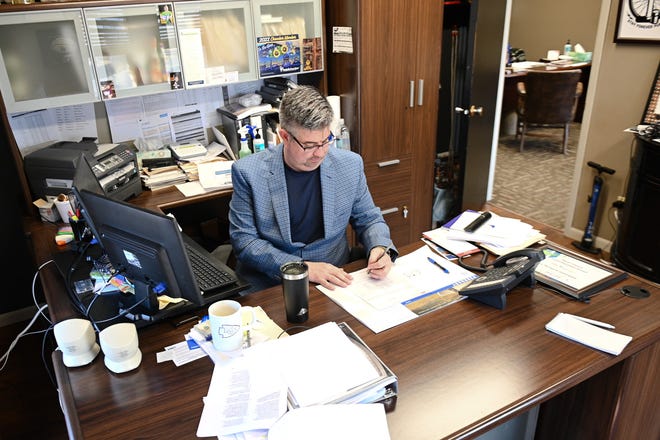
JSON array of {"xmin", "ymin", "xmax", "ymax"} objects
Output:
[
  {"xmin": 545, "ymin": 312, "xmax": 632, "ymax": 355},
  {"xmin": 195, "ymin": 322, "xmax": 396, "ymax": 439},
  {"xmin": 246, "ymin": 322, "xmax": 397, "ymax": 408},
  {"xmin": 140, "ymin": 164, "xmax": 187, "ymax": 190},
  {"xmin": 438, "ymin": 210, "xmax": 546, "ymax": 255}
]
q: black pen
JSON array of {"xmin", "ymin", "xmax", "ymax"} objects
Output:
[
  {"xmin": 367, "ymin": 245, "xmax": 391, "ymax": 274},
  {"xmin": 464, "ymin": 211, "xmax": 492, "ymax": 233},
  {"xmin": 427, "ymin": 256, "xmax": 450, "ymax": 274}
]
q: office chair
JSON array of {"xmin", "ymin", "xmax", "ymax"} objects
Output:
[{"xmin": 516, "ymin": 69, "xmax": 583, "ymax": 154}]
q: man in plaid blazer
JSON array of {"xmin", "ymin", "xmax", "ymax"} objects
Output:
[{"xmin": 229, "ymin": 86, "xmax": 397, "ymax": 293}]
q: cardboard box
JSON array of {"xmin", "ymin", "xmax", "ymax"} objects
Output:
[{"xmin": 33, "ymin": 198, "xmax": 60, "ymax": 222}]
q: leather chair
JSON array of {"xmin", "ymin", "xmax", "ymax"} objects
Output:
[{"xmin": 516, "ymin": 69, "xmax": 583, "ymax": 154}]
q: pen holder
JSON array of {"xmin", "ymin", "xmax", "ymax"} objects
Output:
[{"xmin": 69, "ymin": 217, "xmax": 91, "ymax": 242}]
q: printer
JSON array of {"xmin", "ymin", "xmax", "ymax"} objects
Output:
[{"xmin": 24, "ymin": 140, "xmax": 142, "ymax": 202}]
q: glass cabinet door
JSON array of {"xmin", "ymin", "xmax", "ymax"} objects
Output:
[
  {"xmin": 0, "ymin": 9, "xmax": 100, "ymax": 114},
  {"xmin": 251, "ymin": 0, "xmax": 323, "ymax": 78},
  {"xmin": 174, "ymin": 0, "xmax": 257, "ymax": 88},
  {"xmin": 84, "ymin": 3, "xmax": 182, "ymax": 100}
]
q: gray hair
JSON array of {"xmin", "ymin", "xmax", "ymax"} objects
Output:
[{"xmin": 278, "ymin": 85, "xmax": 334, "ymax": 132}]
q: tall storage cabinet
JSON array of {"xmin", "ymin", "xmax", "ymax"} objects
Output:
[{"xmin": 326, "ymin": 0, "xmax": 443, "ymax": 247}]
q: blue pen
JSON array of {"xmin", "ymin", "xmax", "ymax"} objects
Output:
[{"xmin": 427, "ymin": 256, "xmax": 450, "ymax": 273}]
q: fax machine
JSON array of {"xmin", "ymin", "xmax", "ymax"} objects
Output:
[{"xmin": 24, "ymin": 140, "xmax": 142, "ymax": 202}]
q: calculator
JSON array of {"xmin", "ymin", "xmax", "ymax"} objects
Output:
[{"xmin": 169, "ymin": 143, "xmax": 208, "ymax": 160}]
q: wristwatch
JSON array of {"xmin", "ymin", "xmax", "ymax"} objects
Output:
[{"xmin": 376, "ymin": 245, "xmax": 397, "ymax": 263}]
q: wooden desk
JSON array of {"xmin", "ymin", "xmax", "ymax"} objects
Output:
[
  {"xmin": 46, "ymin": 206, "xmax": 660, "ymax": 439},
  {"xmin": 25, "ymin": 185, "xmax": 234, "ymax": 273}
]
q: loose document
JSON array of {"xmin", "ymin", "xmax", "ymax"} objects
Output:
[
  {"xmin": 317, "ymin": 246, "xmax": 477, "ymax": 333},
  {"xmin": 196, "ymin": 322, "xmax": 392, "ymax": 438}
]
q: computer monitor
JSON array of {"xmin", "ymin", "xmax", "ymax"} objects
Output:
[{"xmin": 72, "ymin": 187, "xmax": 205, "ymax": 320}]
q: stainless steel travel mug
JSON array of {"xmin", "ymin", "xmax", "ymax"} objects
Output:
[{"xmin": 280, "ymin": 261, "xmax": 309, "ymax": 323}]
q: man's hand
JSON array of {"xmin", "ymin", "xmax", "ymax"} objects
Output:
[
  {"xmin": 366, "ymin": 247, "xmax": 393, "ymax": 279},
  {"xmin": 306, "ymin": 261, "xmax": 353, "ymax": 290}
]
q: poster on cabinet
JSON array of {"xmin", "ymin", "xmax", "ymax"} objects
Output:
[{"xmin": 257, "ymin": 34, "xmax": 301, "ymax": 78}]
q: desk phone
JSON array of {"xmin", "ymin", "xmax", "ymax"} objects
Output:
[{"xmin": 459, "ymin": 249, "xmax": 544, "ymax": 309}]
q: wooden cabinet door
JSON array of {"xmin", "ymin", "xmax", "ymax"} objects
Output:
[
  {"xmin": 409, "ymin": 0, "xmax": 443, "ymax": 244},
  {"xmin": 326, "ymin": 0, "xmax": 442, "ymax": 246},
  {"xmin": 358, "ymin": 0, "xmax": 417, "ymax": 163}
]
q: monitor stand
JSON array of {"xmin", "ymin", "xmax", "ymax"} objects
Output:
[{"xmin": 118, "ymin": 280, "xmax": 160, "ymax": 321}]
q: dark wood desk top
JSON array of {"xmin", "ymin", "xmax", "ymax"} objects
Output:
[
  {"xmin": 24, "ymin": 185, "xmax": 233, "ymax": 268},
  {"xmin": 47, "ymin": 205, "xmax": 660, "ymax": 439},
  {"xmin": 129, "ymin": 185, "xmax": 233, "ymax": 213}
]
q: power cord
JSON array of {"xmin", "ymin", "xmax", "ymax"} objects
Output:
[
  {"xmin": 277, "ymin": 325, "xmax": 311, "ymax": 338},
  {"xmin": 0, "ymin": 303, "xmax": 50, "ymax": 372},
  {"xmin": 457, "ymin": 249, "xmax": 490, "ymax": 272},
  {"xmin": 32, "ymin": 260, "xmax": 55, "ymax": 325}
]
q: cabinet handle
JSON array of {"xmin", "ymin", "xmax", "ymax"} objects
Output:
[
  {"xmin": 409, "ymin": 81, "xmax": 415, "ymax": 108},
  {"xmin": 417, "ymin": 79, "xmax": 424, "ymax": 106},
  {"xmin": 377, "ymin": 159, "xmax": 400, "ymax": 168},
  {"xmin": 381, "ymin": 207, "xmax": 399, "ymax": 216}
]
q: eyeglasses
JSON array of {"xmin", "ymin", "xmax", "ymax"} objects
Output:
[{"xmin": 288, "ymin": 131, "xmax": 335, "ymax": 152}]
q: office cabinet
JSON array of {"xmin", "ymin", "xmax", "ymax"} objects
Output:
[
  {"xmin": 252, "ymin": 0, "xmax": 323, "ymax": 40},
  {"xmin": 84, "ymin": 3, "xmax": 183, "ymax": 100},
  {"xmin": 0, "ymin": 9, "xmax": 99, "ymax": 113},
  {"xmin": 174, "ymin": 0, "xmax": 257, "ymax": 87},
  {"xmin": 252, "ymin": 0, "xmax": 324, "ymax": 78},
  {"xmin": 326, "ymin": 0, "xmax": 443, "ymax": 246}
]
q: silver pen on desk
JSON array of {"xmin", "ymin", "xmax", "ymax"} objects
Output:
[{"xmin": 565, "ymin": 313, "xmax": 615, "ymax": 329}]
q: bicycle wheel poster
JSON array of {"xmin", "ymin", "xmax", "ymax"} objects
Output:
[{"xmin": 615, "ymin": 0, "xmax": 660, "ymax": 43}]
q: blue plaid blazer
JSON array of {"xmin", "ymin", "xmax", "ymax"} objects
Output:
[{"xmin": 229, "ymin": 144, "xmax": 394, "ymax": 291}]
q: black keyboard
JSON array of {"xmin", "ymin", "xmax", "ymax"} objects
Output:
[{"xmin": 184, "ymin": 243, "xmax": 237, "ymax": 293}]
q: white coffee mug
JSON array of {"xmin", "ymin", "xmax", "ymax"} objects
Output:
[{"xmin": 208, "ymin": 300, "xmax": 256, "ymax": 352}]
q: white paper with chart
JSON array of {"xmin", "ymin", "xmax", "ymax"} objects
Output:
[{"xmin": 317, "ymin": 246, "xmax": 477, "ymax": 333}]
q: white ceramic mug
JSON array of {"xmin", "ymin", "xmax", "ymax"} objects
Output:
[{"xmin": 208, "ymin": 300, "xmax": 256, "ymax": 352}]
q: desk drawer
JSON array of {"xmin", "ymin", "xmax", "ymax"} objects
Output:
[{"xmin": 364, "ymin": 156, "xmax": 413, "ymax": 245}]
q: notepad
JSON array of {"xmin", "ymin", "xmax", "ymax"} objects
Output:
[{"xmin": 545, "ymin": 313, "xmax": 632, "ymax": 356}]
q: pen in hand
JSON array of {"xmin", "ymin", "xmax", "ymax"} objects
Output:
[
  {"xmin": 367, "ymin": 245, "xmax": 391, "ymax": 274},
  {"xmin": 427, "ymin": 256, "xmax": 450, "ymax": 274}
]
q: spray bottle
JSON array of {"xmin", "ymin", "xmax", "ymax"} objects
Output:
[
  {"xmin": 253, "ymin": 128, "xmax": 265, "ymax": 152},
  {"xmin": 238, "ymin": 125, "xmax": 252, "ymax": 158}
]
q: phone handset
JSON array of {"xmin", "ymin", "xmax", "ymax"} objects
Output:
[
  {"xmin": 458, "ymin": 248, "xmax": 545, "ymax": 309},
  {"xmin": 490, "ymin": 248, "xmax": 544, "ymax": 268}
]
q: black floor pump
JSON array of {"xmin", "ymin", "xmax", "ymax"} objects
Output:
[{"xmin": 573, "ymin": 161, "xmax": 616, "ymax": 254}]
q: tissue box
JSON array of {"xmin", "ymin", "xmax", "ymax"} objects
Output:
[
  {"xmin": 569, "ymin": 51, "xmax": 592, "ymax": 62},
  {"xmin": 33, "ymin": 198, "xmax": 60, "ymax": 222}
]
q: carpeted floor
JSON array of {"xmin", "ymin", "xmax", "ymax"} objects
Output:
[{"xmin": 489, "ymin": 123, "xmax": 580, "ymax": 229}]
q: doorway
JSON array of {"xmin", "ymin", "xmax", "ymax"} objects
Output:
[{"xmin": 434, "ymin": 0, "xmax": 507, "ymax": 225}]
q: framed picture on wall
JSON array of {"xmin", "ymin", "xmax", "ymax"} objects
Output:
[
  {"xmin": 614, "ymin": 0, "xmax": 660, "ymax": 43},
  {"xmin": 642, "ymin": 61, "xmax": 660, "ymax": 124}
]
